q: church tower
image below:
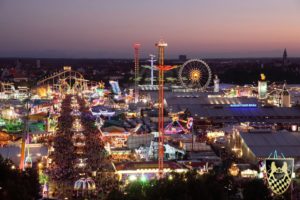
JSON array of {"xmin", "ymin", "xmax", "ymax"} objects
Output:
[{"xmin": 283, "ymin": 48, "xmax": 288, "ymax": 66}]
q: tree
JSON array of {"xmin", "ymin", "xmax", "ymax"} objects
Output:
[
  {"xmin": 109, "ymin": 171, "xmax": 231, "ymax": 200},
  {"xmin": 106, "ymin": 188, "xmax": 125, "ymax": 200},
  {"xmin": 0, "ymin": 155, "xmax": 41, "ymax": 200},
  {"xmin": 243, "ymin": 179, "xmax": 271, "ymax": 200}
]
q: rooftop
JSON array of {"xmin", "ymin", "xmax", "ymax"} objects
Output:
[
  {"xmin": 240, "ymin": 131, "xmax": 300, "ymax": 158},
  {"xmin": 171, "ymin": 106, "xmax": 300, "ymax": 122}
]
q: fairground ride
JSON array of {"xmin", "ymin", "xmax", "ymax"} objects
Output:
[
  {"xmin": 164, "ymin": 115, "xmax": 193, "ymax": 134},
  {"xmin": 178, "ymin": 59, "xmax": 212, "ymax": 91},
  {"xmin": 37, "ymin": 67, "xmax": 92, "ymax": 96},
  {"xmin": 156, "ymin": 39, "xmax": 177, "ymax": 178}
]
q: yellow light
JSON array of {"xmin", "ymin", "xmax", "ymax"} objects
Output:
[
  {"xmin": 229, "ymin": 163, "xmax": 239, "ymax": 176},
  {"xmin": 189, "ymin": 69, "xmax": 201, "ymax": 83},
  {"xmin": 38, "ymin": 162, "xmax": 43, "ymax": 168}
]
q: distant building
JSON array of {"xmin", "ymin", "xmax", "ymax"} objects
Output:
[
  {"xmin": 36, "ymin": 59, "xmax": 41, "ymax": 68},
  {"xmin": 178, "ymin": 55, "xmax": 187, "ymax": 62},
  {"xmin": 13, "ymin": 73, "xmax": 28, "ymax": 82},
  {"xmin": 283, "ymin": 48, "xmax": 288, "ymax": 66},
  {"xmin": 16, "ymin": 59, "xmax": 21, "ymax": 69}
]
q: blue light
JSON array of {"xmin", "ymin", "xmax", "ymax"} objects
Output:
[{"xmin": 229, "ymin": 104, "xmax": 257, "ymax": 108}]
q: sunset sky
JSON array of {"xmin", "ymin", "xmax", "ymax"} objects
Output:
[{"xmin": 0, "ymin": 0, "xmax": 300, "ymax": 58}]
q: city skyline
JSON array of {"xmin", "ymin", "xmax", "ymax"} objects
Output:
[{"xmin": 0, "ymin": 0, "xmax": 300, "ymax": 58}]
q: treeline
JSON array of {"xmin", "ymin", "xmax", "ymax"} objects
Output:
[{"xmin": 107, "ymin": 171, "xmax": 275, "ymax": 200}]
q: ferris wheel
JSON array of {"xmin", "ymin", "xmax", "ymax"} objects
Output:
[{"xmin": 178, "ymin": 59, "xmax": 212, "ymax": 90}]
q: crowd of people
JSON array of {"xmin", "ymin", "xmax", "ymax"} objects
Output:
[{"xmin": 46, "ymin": 95, "xmax": 119, "ymax": 199}]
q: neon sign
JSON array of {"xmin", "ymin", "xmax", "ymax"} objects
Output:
[{"xmin": 229, "ymin": 104, "xmax": 257, "ymax": 108}]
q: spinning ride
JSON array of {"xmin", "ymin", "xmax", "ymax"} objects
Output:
[{"xmin": 164, "ymin": 116, "xmax": 193, "ymax": 134}]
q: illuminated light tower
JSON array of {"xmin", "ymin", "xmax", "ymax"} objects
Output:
[
  {"xmin": 20, "ymin": 98, "xmax": 30, "ymax": 170},
  {"xmin": 149, "ymin": 54, "xmax": 156, "ymax": 86},
  {"xmin": 20, "ymin": 138, "xmax": 31, "ymax": 171},
  {"xmin": 258, "ymin": 73, "xmax": 267, "ymax": 99},
  {"xmin": 155, "ymin": 39, "xmax": 176, "ymax": 178},
  {"xmin": 24, "ymin": 140, "xmax": 32, "ymax": 169},
  {"xmin": 213, "ymin": 75, "xmax": 220, "ymax": 93},
  {"xmin": 20, "ymin": 135, "xmax": 26, "ymax": 170},
  {"xmin": 134, "ymin": 43, "xmax": 141, "ymax": 103},
  {"xmin": 281, "ymin": 81, "xmax": 291, "ymax": 107}
]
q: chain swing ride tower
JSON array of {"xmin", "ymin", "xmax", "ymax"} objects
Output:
[
  {"xmin": 156, "ymin": 39, "xmax": 176, "ymax": 178},
  {"xmin": 149, "ymin": 54, "xmax": 156, "ymax": 86}
]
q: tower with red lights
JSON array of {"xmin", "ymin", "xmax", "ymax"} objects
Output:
[
  {"xmin": 134, "ymin": 43, "xmax": 141, "ymax": 103},
  {"xmin": 155, "ymin": 40, "xmax": 176, "ymax": 178}
]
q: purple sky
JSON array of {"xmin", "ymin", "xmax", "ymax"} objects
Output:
[{"xmin": 0, "ymin": 0, "xmax": 300, "ymax": 58}]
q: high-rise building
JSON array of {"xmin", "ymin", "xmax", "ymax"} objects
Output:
[
  {"xmin": 36, "ymin": 60, "xmax": 41, "ymax": 68},
  {"xmin": 16, "ymin": 59, "xmax": 21, "ymax": 69},
  {"xmin": 178, "ymin": 55, "xmax": 187, "ymax": 62}
]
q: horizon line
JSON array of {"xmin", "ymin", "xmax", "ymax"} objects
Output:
[{"xmin": 0, "ymin": 56, "xmax": 298, "ymax": 60}]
